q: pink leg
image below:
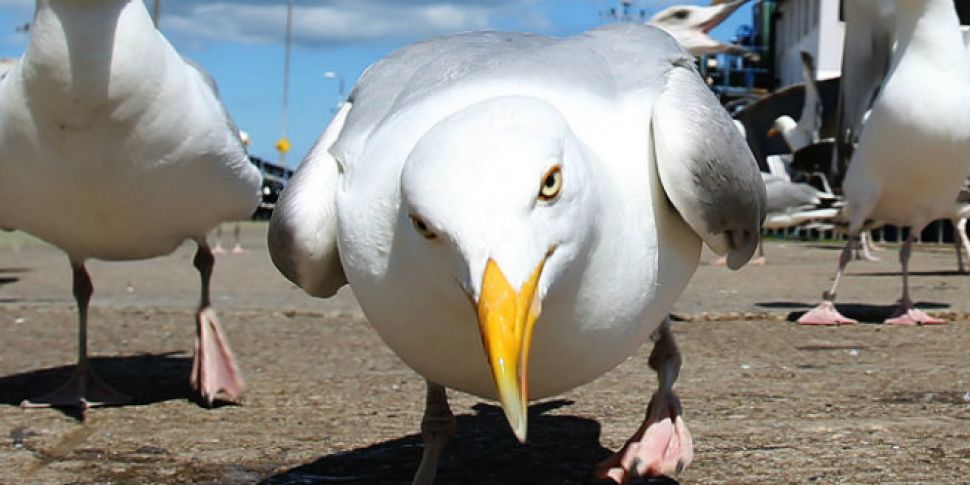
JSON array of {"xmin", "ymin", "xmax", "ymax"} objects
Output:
[
  {"xmin": 410, "ymin": 381, "xmax": 455, "ymax": 485},
  {"xmin": 749, "ymin": 241, "xmax": 766, "ymax": 265},
  {"xmin": 854, "ymin": 231, "xmax": 881, "ymax": 261},
  {"xmin": 190, "ymin": 242, "xmax": 246, "ymax": 404},
  {"xmin": 594, "ymin": 320, "xmax": 693, "ymax": 482},
  {"xmin": 799, "ymin": 239, "xmax": 857, "ymax": 326},
  {"xmin": 22, "ymin": 260, "xmax": 130, "ymax": 409},
  {"xmin": 230, "ymin": 223, "xmax": 245, "ymax": 255},
  {"xmin": 954, "ymin": 218, "xmax": 969, "ymax": 274},
  {"xmin": 884, "ymin": 234, "xmax": 946, "ymax": 326}
]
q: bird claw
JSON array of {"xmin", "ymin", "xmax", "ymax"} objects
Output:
[
  {"xmin": 191, "ymin": 307, "xmax": 245, "ymax": 404},
  {"xmin": 884, "ymin": 306, "xmax": 946, "ymax": 326},
  {"xmin": 21, "ymin": 363, "xmax": 130, "ymax": 409},
  {"xmin": 797, "ymin": 301, "xmax": 857, "ymax": 326},
  {"xmin": 592, "ymin": 391, "xmax": 692, "ymax": 483}
]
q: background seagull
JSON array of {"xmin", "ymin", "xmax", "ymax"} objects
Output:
[
  {"xmin": 647, "ymin": 0, "xmax": 752, "ymax": 57},
  {"xmin": 799, "ymin": 0, "xmax": 970, "ymax": 326},
  {"xmin": 769, "ymin": 51, "xmax": 823, "ymax": 153},
  {"xmin": 0, "ymin": 0, "xmax": 262, "ymax": 408}
]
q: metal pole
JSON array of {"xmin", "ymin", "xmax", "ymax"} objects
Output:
[
  {"xmin": 151, "ymin": 0, "xmax": 161, "ymax": 27},
  {"xmin": 280, "ymin": 0, "xmax": 293, "ymax": 165}
]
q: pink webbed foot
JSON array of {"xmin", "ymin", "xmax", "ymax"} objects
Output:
[
  {"xmin": 710, "ymin": 256, "xmax": 727, "ymax": 266},
  {"xmin": 749, "ymin": 256, "xmax": 766, "ymax": 266},
  {"xmin": 593, "ymin": 391, "xmax": 693, "ymax": 483},
  {"xmin": 21, "ymin": 362, "xmax": 130, "ymax": 409},
  {"xmin": 855, "ymin": 253, "xmax": 880, "ymax": 262},
  {"xmin": 230, "ymin": 244, "xmax": 245, "ymax": 255},
  {"xmin": 191, "ymin": 307, "xmax": 245, "ymax": 405},
  {"xmin": 211, "ymin": 245, "xmax": 226, "ymax": 255},
  {"xmin": 884, "ymin": 305, "xmax": 946, "ymax": 326},
  {"xmin": 798, "ymin": 301, "xmax": 857, "ymax": 326}
]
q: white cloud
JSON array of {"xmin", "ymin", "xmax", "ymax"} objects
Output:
[{"xmin": 156, "ymin": 0, "xmax": 540, "ymax": 47}]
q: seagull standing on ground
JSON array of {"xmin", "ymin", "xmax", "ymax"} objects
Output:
[
  {"xmin": 799, "ymin": 0, "xmax": 970, "ymax": 326},
  {"xmin": 269, "ymin": 24, "xmax": 764, "ymax": 484},
  {"xmin": 0, "ymin": 0, "xmax": 262, "ymax": 407}
]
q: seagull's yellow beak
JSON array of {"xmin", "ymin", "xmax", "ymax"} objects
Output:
[{"xmin": 476, "ymin": 257, "xmax": 545, "ymax": 443}]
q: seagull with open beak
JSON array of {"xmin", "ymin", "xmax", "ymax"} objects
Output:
[{"xmin": 647, "ymin": 0, "xmax": 752, "ymax": 57}]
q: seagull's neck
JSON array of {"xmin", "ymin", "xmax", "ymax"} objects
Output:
[
  {"xmin": 22, "ymin": 0, "xmax": 164, "ymax": 111},
  {"xmin": 892, "ymin": 0, "xmax": 967, "ymax": 71}
]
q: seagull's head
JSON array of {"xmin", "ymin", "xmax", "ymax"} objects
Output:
[
  {"xmin": 648, "ymin": 0, "xmax": 748, "ymax": 35},
  {"xmin": 400, "ymin": 96, "xmax": 596, "ymax": 442},
  {"xmin": 768, "ymin": 115, "xmax": 796, "ymax": 138}
]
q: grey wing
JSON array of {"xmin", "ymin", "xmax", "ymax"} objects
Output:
[
  {"xmin": 831, "ymin": 0, "xmax": 894, "ymax": 186},
  {"xmin": 763, "ymin": 176, "xmax": 822, "ymax": 212},
  {"xmin": 653, "ymin": 61, "xmax": 766, "ymax": 270},
  {"xmin": 267, "ymin": 102, "xmax": 350, "ymax": 298}
]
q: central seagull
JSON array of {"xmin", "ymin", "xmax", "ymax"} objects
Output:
[{"xmin": 269, "ymin": 24, "xmax": 765, "ymax": 484}]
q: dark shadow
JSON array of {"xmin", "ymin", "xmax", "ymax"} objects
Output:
[
  {"xmin": 0, "ymin": 267, "xmax": 31, "ymax": 274},
  {"xmin": 0, "ymin": 267, "xmax": 27, "ymax": 289},
  {"xmin": 805, "ymin": 244, "xmax": 847, "ymax": 251},
  {"xmin": 849, "ymin": 271, "xmax": 967, "ymax": 277},
  {"xmin": 265, "ymin": 400, "xmax": 677, "ymax": 485},
  {"xmin": 755, "ymin": 301, "xmax": 813, "ymax": 309},
  {"xmin": 0, "ymin": 352, "xmax": 205, "ymax": 420},
  {"xmin": 785, "ymin": 302, "xmax": 950, "ymax": 323}
]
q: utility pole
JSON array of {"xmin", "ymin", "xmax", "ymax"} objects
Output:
[
  {"xmin": 600, "ymin": 0, "xmax": 645, "ymax": 23},
  {"xmin": 151, "ymin": 0, "xmax": 161, "ymax": 27},
  {"xmin": 276, "ymin": 0, "xmax": 294, "ymax": 165}
]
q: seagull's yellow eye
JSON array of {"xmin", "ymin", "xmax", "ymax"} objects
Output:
[
  {"xmin": 538, "ymin": 165, "xmax": 563, "ymax": 201},
  {"xmin": 410, "ymin": 214, "xmax": 437, "ymax": 240}
]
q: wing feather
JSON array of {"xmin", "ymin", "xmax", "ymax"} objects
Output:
[{"xmin": 652, "ymin": 63, "xmax": 766, "ymax": 269}]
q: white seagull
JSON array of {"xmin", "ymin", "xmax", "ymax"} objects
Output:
[
  {"xmin": 269, "ymin": 24, "xmax": 764, "ymax": 483},
  {"xmin": 0, "ymin": 0, "xmax": 262, "ymax": 407},
  {"xmin": 647, "ymin": 0, "xmax": 752, "ymax": 57},
  {"xmin": 950, "ymin": 179, "xmax": 970, "ymax": 273},
  {"xmin": 799, "ymin": 0, "xmax": 970, "ymax": 326},
  {"xmin": 769, "ymin": 51, "xmax": 822, "ymax": 153}
]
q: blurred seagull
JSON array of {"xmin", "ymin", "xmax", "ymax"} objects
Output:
[
  {"xmin": 799, "ymin": 0, "xmax": 970, "ymax": 326},
  {"xmin": 950, "ymin": 179, "xmax": 970, "ymax": 273},
  {"xmin": 647, "ymin": 0, "xmax": 752, "ymax": 57},
  {"xmin": 269, "ymin": 24, "xmax": 764, "ymax": 484},
  {"xmin": 769, "ymin": 51, "xmax": 823, "ymax": 152},
  {"xmin": 0, "ymin": 0, "xmax": 261, "ymax": 407}
]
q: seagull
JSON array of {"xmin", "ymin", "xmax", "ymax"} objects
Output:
[
  {"xmin": 0, "ymin": 0, "xmax": 262, "ymax": 407},
  {"xmin": 647, "ymin": 0, "xmax": 752, "ymax": 57},
  {"xmin": 712, "ymin": 172, "xmax": 836, "ymax": 266},
  {"xmin": 269, "ymin": 24, "xmax": 765, "ymax": 484},
  {"xmin": 950, "ymin": 179, "xmax": 970, "ymax": 273},
  {"xmin": 830, "ymin": 0, "xmax": 896, "ymax": 186},
  {"xmin": 799, "ymin": 0, "xmax": 970, "ymax": 326},
  {"xmin": 756, "ymin": 173, "xmax": 838, "ymax": 264},
  {"xmin": 769, "ymin": 51, "xmax": 822, "ymax": 153}
]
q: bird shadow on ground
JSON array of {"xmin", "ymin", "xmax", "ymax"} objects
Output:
[
  {"xmin": 0, "ymin": 266, "xmax": 28, "ymax": 288},
  {"xmin": 265, "ymin": 399, "xmax": 677, "ymax": 485},
  {"xmin": 757, "ymin": 302, "xmax": 951, "ymax": 323},
  {"xmin": 0, "ymin": 352, "xmax": 218, "ymax": 421},
  {"xmin": 849, "ymin": 270, "xmax": 967, "ymax": 277}
]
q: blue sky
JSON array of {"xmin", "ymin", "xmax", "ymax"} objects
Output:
[{"xmin": 0, "ymin": 0, "xmax": 751, "ymax": 168}]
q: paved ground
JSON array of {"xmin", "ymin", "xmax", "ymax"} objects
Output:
[{"xmin": 1, "ymin": 223, "xmax": 968, "ymax": 484}]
